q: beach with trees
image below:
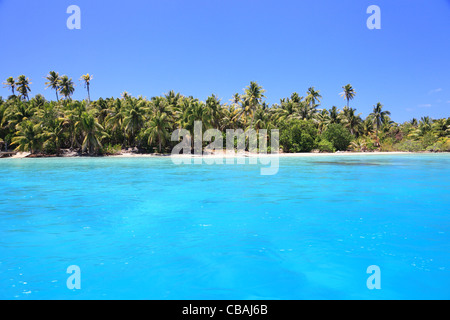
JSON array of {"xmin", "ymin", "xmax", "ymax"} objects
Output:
[{"xmin": 1, "ymin": 75, "xmax": 449, "ymax": 157}]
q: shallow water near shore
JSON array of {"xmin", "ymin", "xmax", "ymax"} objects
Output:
[{"xmin": 0, "ymin": 154, "xmax": 449, "ymax": 299}]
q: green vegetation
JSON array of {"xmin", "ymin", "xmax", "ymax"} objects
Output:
[
  {"xmin": 0, "ymin": 74, "xmax": 449, "ymax": 156},
  {"xmin": 321, "ymin": 123, "xmax": 354, "ymax": 151}
]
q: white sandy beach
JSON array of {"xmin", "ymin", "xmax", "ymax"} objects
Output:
[
  {"xmin": 111, "ymin": 150, "xmax": 416, "ymax": 158},
  {"xmin": 1, "ymin": 150, "xmax": 442, "ymax": 159}
]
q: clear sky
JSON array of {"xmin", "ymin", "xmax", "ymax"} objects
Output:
[{"xmin": 0, "ymin": 0, "xmax": 449, "ymax": 122}]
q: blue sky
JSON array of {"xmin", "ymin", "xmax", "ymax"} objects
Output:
[{"xmin": 0, "ymin": 0, "xmax": 449, "ymax": 122}]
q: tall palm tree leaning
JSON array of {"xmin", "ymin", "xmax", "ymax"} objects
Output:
[
  {"xmin": 58, "ymin": 75, "xmax": 75, "ymax": 100},
  {"xmin": 15, "ymin": 75, "xmax": 32, "ymax": 101},
  {"xmin": 80, "ymin": 74, "xmax": 93, "ymax": 103},
  {"xmin": 44, "ymin": 71, "xmax": 61, "ymax": 101},
  {"xmin": 340, "ymin": 84, "xmax": 356, "ymax": 108},
  {"xmin": 369, "ymin": 102, "xmax": 391, "ymax": 140},
  {"xmin": 3, "ymin": 77, "xmax": 16, "ymax": 96}
]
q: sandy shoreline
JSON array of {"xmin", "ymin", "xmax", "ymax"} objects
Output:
[
  {"xmin": 1, "ymin": 150, "xmax": 446, "ymax": 159},
  {"xmin": 111, "ymin": 151, "xmax": 428, "ymax": 158}
]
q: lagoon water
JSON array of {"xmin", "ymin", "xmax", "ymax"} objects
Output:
[{"xmin": 0, "ymin": 154, "xmax": 449, "ymax": 299}]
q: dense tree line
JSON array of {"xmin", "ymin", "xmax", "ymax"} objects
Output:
[{"xmin": 1, "ymin": 73, "xmax": 449, "ymax": 156}]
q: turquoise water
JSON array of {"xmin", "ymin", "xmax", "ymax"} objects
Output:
[{"xmin": 0, "ymin": 154, "xmax": 449, "ymax": 300}]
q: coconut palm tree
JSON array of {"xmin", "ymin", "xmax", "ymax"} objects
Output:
[
  {"xmin": 243, "ymin": 81, "xmax": 265, "ymax": 125},
  {"xmin": 205, "ymin": 94, "xmax": 223, "ymax": 129},
  {"xmin": 362, "ymin": 117, "xmax": 375, "ymax": 136},
  {"xmin": 2, "ymin": 100, "xmax": 36, "ymax": 129},
  {"xmin": 65, "ymin": 100, "xmax": 87, "ymax": 149},
  {"xmin": 415, "ymin": 117, "xmax": 433, "ymax": 137},
  {"xmin": 329, "ymin": 106, "xmax": 341, "ymax": 124},
  {"xmin": 145, "ymin": 111, "xmax": 171, "ymax": 152},
  {"xmin": 340, "ymin": 106, "xmax": 362, "ymax": 136},
  {"xmin": 432, "ymin": 118, "xmax": 450, "ymax": 138},
  {"xmin": 306, "ymin": 87, "xmax": 322, "ymax": 108},
  {"xmin": 45, "ymin": 71, "xmax": 61, "ymax": 101},
  {"xmin": 15, "ymin": 75, "xmax": 32, "ymax": 101},
  {"xmin": 11, "ymin": 120, "xmax": 43, "ymax": 153},
  {"xmin": 122, "ymin": 98, "xmax": 148, "ymax": 146},
  {"xmin": 59, "ymin": 75, "xmax": 75, "ymax": 100},
  {"xmin": 42, "ymin": 117, "xmax": 66, "ymax": 155},
  {"xmin": 314, "ymin": 109, "xmax": 331, "ymax": 134},
  {"xmin": 3, "ymin": 77, "xmax": 16, "ymax": 96},
  {"xmin": 340, "ymin": 84, "xmax": 356, "ymax": 108},
  {"xmin": 80, "ymin": 111, "xmax": 107, "ymax": 155},
  {"xmin": 369, "ymin": 102, "xmax": 391, "ymax": 138},
  {"xmin": 252, "ymin": 107, "xmax": 270, "ymax": 133},
  {"xmin": 222, "ymin": 105, "xmax": 242, "ymax": 130},
  {"xmin": 230, "ymin": 93, "xmax": 241, "ymax": 107},
  {"xmin": 80, "ymin": 74, "xmax": 93, "ymax": 103}
]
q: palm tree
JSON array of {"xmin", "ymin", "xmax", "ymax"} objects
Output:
[
  {"xmin": 410, "ymin": 116, "xmax": 433, "ymax": 138},
  {"xmin": 243, "ymin": 81, "xmax": 265, "ymax": 125},
  {"xmin": 362, "ymin": 117, "xmax": 375, "ymax": 136},
  {"xmin": 205, "ymin": 94, "xmax": 223, "ymax": 129},
  {"xmin": 80, "ymin": 111, "xmax": 107, "ymax": 155},
  {"xmin": 105, "ymin": 98, "xmax": 125, "ymax": 144},
  {"xmin": 80, "ymin": 74, "xmax": 93, "ymax": 103},
  {"xmin": 340, "ymin": 106, "xmax": 362, "ymax": 136},
  {"xmin": 59, "ymin": 75, "xmax": 75, "ymax": 100},
  {"xmin": 329, "ymin": 106, "xmax": 340, "ymax": 124},
  {"xmin": 3, "ymin": 77, "xmax": 16, "ymax": 96},
  {"xmin": 45, "ymin": 71, "xmax": 61, "ymax": 101},
  {"xmin": 11, "ymin": 120, "xmax": 43, "ymax": 154},
  {"xmin": 252, "ymin": 107, "xmax": 270, "ymax": 133},
  {"xmin": 2, "ymin": 100, "xmax": 36, "ymax": 129},
  {"xmin": 42, "ymin": 117, "xmax": 66, "ymax": 155},
  {"xmin": 340, "ymin": 84, "xmax": 356, "ymax": 108},
  {"xmin": 306, "ymin": 87, "xmax": 322, "ymax": 108},
  {"xmin": 65, "ymin": 100, "xmax": 87, "ymax": 149},
  {"xmin": 230, "ymin": 93, "xmax": 241, "ymax": 107},
  {"xmin": 432, "ymin": 118, "xmax": 450, "ymax": 138},
  {"xmin": 222, "ymin": 105, "xmax": 242, "ymax": 130},
  {"xmin": 15, "ymin": 75, "xmax": 31, "ymax": 101},
  {"xmin": 369, "ymin": 102, "xmax": 391, "ymax": 138},
  {"xmin": 145, "ymin": 111, "xmax": 171, "ymax": 152},
  {"xmin": 298, "ymin": 100, "xmax": 314, "ymax": 120},
  {"xmin": 177, "ymin": 98, "xmax": 212, "ymax": 151},
  {"xmin": 122, "ymin": 98, "xmax": 148, "ymax": 146},
  {"xmin": 314, "ymin": 109, "xmax": 331, "ymax": 134}
]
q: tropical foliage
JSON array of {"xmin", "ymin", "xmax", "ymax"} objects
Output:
[{"xmin": 0, "ymin": 74, "xmax": 449, "ymax": 155}]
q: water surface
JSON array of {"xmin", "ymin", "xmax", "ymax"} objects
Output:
[{"xmin": 0, "ymin": 154, "xmax": 449, "ymax": 299}]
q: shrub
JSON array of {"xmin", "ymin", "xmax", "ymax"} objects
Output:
[
  {"xmin": 426, "ymin": 138, "xmax": 450, "ymax": 152},
  {"xmin": 102, "ymin": 143, "xmax": 122, "ymax": 155},
  {"xmin": 421, "ymin": 132, "xmax": 438, "ymax": 149},
  {"xmin": 393, "ymin": 140, "xmax": 422, "ymax": 152},
  {"xmin": 42, "ymin": 140, "xmax": 57, "ymax": 155},
  {"xmin": 317, "ymin": 139, "xmax": 335, "ymax": 153},
  {"xmin": 321, "ymin": 124, "xmax": 353, "ymax": 151},
  {"xmin": 280, "ymin": 120, "xmax": 317, "ymax": 153}
]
